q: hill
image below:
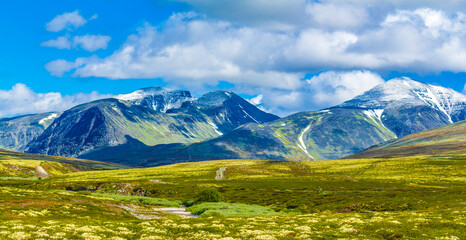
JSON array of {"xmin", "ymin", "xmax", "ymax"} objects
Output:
[
  {"xmin": 0, "ymin": 150, "xmax": 127, "ymax": 178},
  {"xmin": 348, "ymin": 120, "xmax": 466, "ymax": 159}
]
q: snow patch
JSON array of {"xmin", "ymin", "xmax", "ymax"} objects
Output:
[
  {"xmin": 364, "ymin": 109, "xmax": 385, "ymax": 129},
  {"xmin": 239, "ymin": 104, "xmax": 259, "ymax": 123},
  {"xmin": 207, "ymin": 121, "xmax": 223, "ymax": 135},
  {"xmin": 298, "ymin": 124, "xmax": 313, "ymax": 159}
]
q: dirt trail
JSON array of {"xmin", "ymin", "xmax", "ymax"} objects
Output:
[
  {"xmin": 216, "ymin": 167, "xmax": 227, "ymax": 179},
  {"xmin": 158, "ymin": 207, "xmax": 198, "ymax": 218},
  {"xmin": 118, "ymin": 205, "xmax": 198, "ymax": 219}
]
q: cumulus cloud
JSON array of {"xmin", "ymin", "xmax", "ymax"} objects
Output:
[
  {"xmin": 44, "ymin": 4, "xmax": 466, "ymax": 115},
  {"xmin": 0, "ymin": 84, "xmax": 111, "ymax": 117},
  {"xmin": 53, "ymin": 16, "xmax": 304, "ymax": 90},
  {"xmin": 305, "ymin": 70, "xmax": 384, "ymax": 106},
  {"xmin": 305, "ymin": 2, "xmax": 369, "ymax": 30},
  {"xmin": 248, "ymin": 94, "xmax": 263, "ymax": 106},
  {"xmin": 41, "ymin": 35, "xmax": 111, "ymax": 52},
  {"xmin": 46, "ymin": 10, "xmax": 94, "ymax": 32},
  {"xmin": 176, "ymin": 0, "xmax": 308, "ymax": 31},
  {"xmin": 73, "ymin": 35, "xmax": 111, "ymax": 52},
  {"xmin": 45, "ymin": 58, "xmax": 86, "ymax": 77},
  {"xmin": 253, "ymin": 70, "xmax": 384, "ymax": 116},
  {"xmin": 176, "ymin": 0, "xmax": 466, "ymax": 30},
  {"xmin": 51, "ymin": 8, "xmax": 466, "ymax": 80},
  {"xmin": 40, "ymin": 35, "xmax": 71, "ymax": 49}
]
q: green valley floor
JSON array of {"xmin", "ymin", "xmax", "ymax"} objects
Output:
[{"xmin": 0, "ymin": 157, "xmax": 465, "ymax": 239}]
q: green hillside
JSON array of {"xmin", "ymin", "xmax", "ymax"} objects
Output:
[
  {"xmin": 1, "ymin": 157, "xmax": 464, "ymax": 239},
  {"xmin": 0, "ymin": 150, "xmax": 128, "ymax": 178},
  {"xmin": 349, "ymin": 120, "xmax": 466, "ymax": 159}
]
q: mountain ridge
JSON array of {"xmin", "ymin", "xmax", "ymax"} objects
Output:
[{"xmin": 26, "ymin": 88, "xmax": 279, "ymax": 158}]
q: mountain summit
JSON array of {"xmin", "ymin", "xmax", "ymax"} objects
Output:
[
  {"xmin": 115, "ymin": 87, "xmax": 193, "ymax": 113},
  {"xmin": 339, "ymin": 78, "xmax": 466, "ymax": 136},
  {"xmin": 340, "ymin": 78, "xmax": 466, "ymax": 123}
]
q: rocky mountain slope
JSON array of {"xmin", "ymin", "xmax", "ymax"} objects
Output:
[
  {"xmin": 0, "ymin": 112, "xmax": 60, "ymax": 151},
  {"xmin": 26, "ymin": 87, "xmax": 278, "ymax": 158}
]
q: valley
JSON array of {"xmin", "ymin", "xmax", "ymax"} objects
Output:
[{"xmin": 0, "ymin": 156, "xmax": 464, "ymax": 239}]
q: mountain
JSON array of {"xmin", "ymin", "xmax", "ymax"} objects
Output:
[
  {"xmin": 0, "ymin": 112, "xmax": 60, "ymax": 151},
  {"xmin": 81, "ymin": 108, "xmax": 396, "ymax": 166},
  {"xmin": 82, "ymin": 78, "xmax": 466, "ymax": 166},
  {"xmin": 339, "ymin": 77, "xmax": 466, "ymax": 136},
  {"xmin": 347, "ymin": 120, "xmax": 466, "ymax": 159},
  {"xmin": 26, "ymin": 87, "xmax": 278, "ymax": 158}
]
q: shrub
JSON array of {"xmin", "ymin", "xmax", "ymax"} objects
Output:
[{"xmin": 196, "ymin": 188, "xmax": 221, "ymax": 204}]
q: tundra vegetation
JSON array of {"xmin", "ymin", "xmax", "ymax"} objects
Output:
[{"xmin": 0, "ymin": 154, "xmax": 464, "ymax": 239}]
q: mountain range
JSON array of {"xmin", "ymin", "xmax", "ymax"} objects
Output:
[
  {"xmin": 26, "ymin": 88, "xmax": 278, "ymax": 158},
  {"xmin": 0, "ymin": 78, "xmax": 465, "ymax": 166}
]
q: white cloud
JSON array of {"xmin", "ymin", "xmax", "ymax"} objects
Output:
[
  {"xmin": 0, "ymin": 84, "xmax": 111, "ymax": 117},
  {"xmin": 41, "ymin": 35, "xmax": 111, "ymax": 52},
  {"xmin": 73, "ymin": 35, "xmax": 111, "ymax": 52},
  {"xmin": 176, "ymin": 0, "xmax": 308, "ymax": 31},
  {"xmin": 40, "ymin": 35, "xmax": 71, "ymax": 49},
  {"xmin": 305, "ymin": 70, "xmax": 385, "ymax": 106},
  {"xmin": 305, "ymin": 2, "xmax": 369, "ymax": 30},
  {"xmin": 45, "ymin": 59, "xmax": 85, "ymax": 77},
  {"xmin": 53, "ymin": 8, "xmax": 466, "ymax": 82},
  {"xmin": 252, "ymin": 70, "xmax": 384, "ymax": 116},
  {"xmin": 248, "ymin": 94, "xmax": 262, "ymax": 106},
  {"xmin": 46, "ymin": 10, "xmax": 92, "ymax": 32},
  {"xmin": 44, "ymin": 6, "xmax": 466, "ymax": 115},
  {"xmin": 58, "ymin": 18, "xmax": 304, "ymax": 90}
]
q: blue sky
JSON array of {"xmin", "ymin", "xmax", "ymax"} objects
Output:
[{"xmin": 1, "ymin": 0, "xmax": 466, "ymax": 117}]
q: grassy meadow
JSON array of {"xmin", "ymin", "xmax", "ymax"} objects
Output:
[{"xmin": 0, "ymin": 156, "xmax": 464, "ymax": 239}]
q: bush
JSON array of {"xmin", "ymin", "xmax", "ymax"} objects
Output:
[{"xmin": 196, "ymin": 188, "xmax": 221, "ymax": 204}]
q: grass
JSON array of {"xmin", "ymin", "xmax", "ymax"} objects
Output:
[
  {"xmin": 0, "ymin": 157, "xmax": 465, "ymax": 239},
  {"xmin": 92, "ymin": 193, "xmax": 181, "ymax": 207},
  {"xmin": 0, "ymin": 150, "xmax": 129, "ymax": 178},
  {"xmin": 187, "ymin": 202, "xmax": 280, "ymax": 217}
]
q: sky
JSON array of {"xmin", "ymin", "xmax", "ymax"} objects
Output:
[{"xmin": 2, "ymin": 0, "xmax": 466, "ymax": 117}]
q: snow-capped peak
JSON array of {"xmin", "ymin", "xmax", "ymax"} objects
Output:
[
  {"xmin": 115, "ymin": 87, "xmax": 194, "ymax": 113},
  {"xmin": 115, "ymin": 87, "xmax": 174, "ymax": 101},
  {"xmin": 340, "ymin": 78, "xmax": 466, "ymax": 123}
]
